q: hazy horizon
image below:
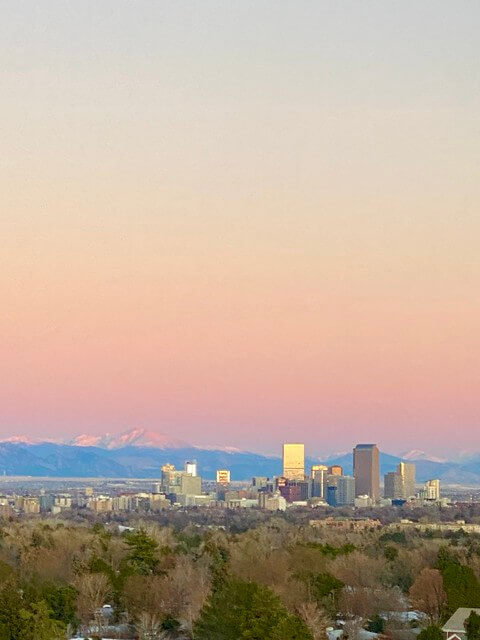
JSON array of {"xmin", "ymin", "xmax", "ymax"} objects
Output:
[{"xmin": 2, "ymin": 2, "xmax": 480, "ymax": 457}]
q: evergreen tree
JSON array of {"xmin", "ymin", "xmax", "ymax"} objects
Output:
[
  {"xmin": 436, "ymin": 549, "xmax": 480, "ymax": 613},
  {"xmin": 271, "ymin": 615, "xmax": 313, "ymax": 640},
  {"xmin": 124, "ymin": 530, "xmax": 159, "ymax": 575},
  {"xmin": 418, "ymin": 625, "xmax": 444, "ymax": 640},
  {"xmin": 194, "ymin": 579, "xmax": 313, "ymax": 640},
  {"xmin": 465, "ymin": 611, "xmax": 480, "ymax": 640},
  {"xmin": 39, "ymin": 583, "xmax": 78, "ymax": 627},
  {"xmin": 18, "ymin": 601, "xmax": 66, "ymax": 640},
  {"xmin": 0, "ymin": 580, "xmax": 25, "ymax": 640}
]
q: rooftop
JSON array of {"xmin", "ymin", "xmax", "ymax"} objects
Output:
[{"xmin": 442, "ymin": 608, "xmax": 480, "ymax": 632}]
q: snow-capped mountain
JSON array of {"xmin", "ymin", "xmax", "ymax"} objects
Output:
[
  {"xmin": 400, "ymin": 449, "xmax": 447, "ymax": 464},
  {"xmin": 67, "ymin": 428, "xmax": 189, "ymax": 450},
  {"xmin": 0, "ymin": 432, "xmax": 478, "ymax": 481},
  {"xmin": 0, "ymin": 435, "xmax": 55, "ymax": 445}
]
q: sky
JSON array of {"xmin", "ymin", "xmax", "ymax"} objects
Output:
[{"xmin": 1, "ymin": 1, "xmax": 480, "ymax": 457}]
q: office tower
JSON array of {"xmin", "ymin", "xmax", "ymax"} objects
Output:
[
  {"xmin": 384, "ymin": 462, "xmax": 416, "ymax": 499},
  {"xmin": 425, "ymin": 478, "xmax": 440, "ymax": 500},
  {"xmin": 161, "ymin": 463, "xmax": 176, "ymax": 490},
  {"xmin": 384, "ymin": 471, "xmax": 403, "ymax": 499},
  {"xmin": 185, "ymin": 460, "xmax": 198, "ymax": 477},
  {"xmin": 398, "ymin": 462, "xmax": 415, "ymax": 498},
  {"xmin": 337, "ymin": 475, "xmax": 355, "ymax": 505},
  {"xmin": 252, "ymin": 477, "xmax": 269, "ymax": 490},
  {"xmin": 283, "ymin": 443, "xmax": 305, "ymax": 480},
  {"xmin": 353, "ymin": 444, "xmax": 380, "ymax": 501},
  {"xmin": 326, "ymin": 485, "xmax": 337, "ymax": 506},
  {"xmin": 180, "ymin": 474, "xmax": 202, "ymax": 496},
  {"xmin": 328, "ymin": 465, "xmax": 343, "ymax": 476},
  {"xmin": 216, "ymin": 469, "xmax": 231, "ymax": 485},
  {"xmin": 325, "ymin": 473, "xmax": 339, "ymax": 506},
  {"xmin": 279, "ymin": 483, "xmax": 302, "ymax": 503},
  {"xmin": 311, "ymin": 464, "xmax": 328, "ymax": 499}
]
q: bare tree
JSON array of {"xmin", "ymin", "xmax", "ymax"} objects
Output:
[
  {"xmin": 344, "ymin": 617, "xmax": 364, "ymax": 640},
  {"xmin": 73, "ymin": 572, "xmax": 111, "ymax": 628},
  {"xmin": 298, "ymin": 602, "xmax": 331, "ymax": 640},
  {"xmin": 136, "ymin": 612, "xmax": 169, "ymax": 640},
  {"xmin": 339, "ymin": 587, "xmax": 377, "ymax": 620},
  {"xmin": 409, "ymin": 568, "xmax": 446, "ymax": 623}
]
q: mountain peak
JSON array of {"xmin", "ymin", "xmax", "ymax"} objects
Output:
[
  {"xmin": 0, "ymin": 435, "xmax": 46, "ymax": 445},
  {"xmin": 68, "ymin": 428, "xmax": 189, "ymax": 450},
  {"xmin": 400, "ymin": 449, "xmax": 447, "ymax": 463}
]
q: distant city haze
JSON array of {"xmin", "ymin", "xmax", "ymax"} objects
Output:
[{"xmin": 1, "ymin": 2, "xmax": 480, "ymax": 456}]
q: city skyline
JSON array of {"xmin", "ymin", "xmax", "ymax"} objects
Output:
[{"xmin": 2, "ymin": 2, "xmax": 480, "ymax": 456}]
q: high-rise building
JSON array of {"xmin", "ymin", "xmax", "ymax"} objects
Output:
[
  {"xmin": 337, "ymin": 475, "xmax": 355, "ymax": 505},
  {"xmin": 398, "ymin": 462, "xmax": 416, "ymax": 498},
  {"xmin": 283, "ymin": 443, "xmax": 305, "ymax": 480},
  {"xmin": 185, "ymin": 460, "xmax": 198, "ymax": 477},
  {"xmin": 384, "ymin": 462, "xmax": 416, "ymax": 499},
  {"xmin": 252, "ymin": 477, "xmax": 269, "ymax": 490},
  {"xmin": 216, "ymin": 469, "xmax": 231, "ymax": 485},
  {"xmin": 384, "ymin": 471, "xmax": 403, "ymax": 499},
  {"xmin": 328, "ymin": 465, "xmax": 343, "ymax": 476},
  {"xmin": 161, "ymin": 463, "xmax": 176, "ymax": 489},
  {"xmin": 326, "ymin": 485, "xmax": 337, "ymax": 506},
  {"xmin": 424, "ymin": 478, "xmax": 440, "ymax": 500},
  {"xmin": 311, "ymin": 464, "xmax": 328, "ymax": 499},
  {"xmin": 180, "ymin": 474, "xmax": 202, "ymax": 496},
  {"xmin": 353, "ymin": 444, "xmax": 380, "ymax": 501}
]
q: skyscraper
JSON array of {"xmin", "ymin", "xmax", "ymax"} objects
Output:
[
  {"xmin": 311, "ymin": 464, "xmax": 328, "ymax": 499},
  {"xmin": 398, "ymin": 462, "xmax": 416, "ymax": 498},
  {"xmin": 353, "ymin": 444, "xmax": 380, "ymax": 501},
  {"xmin": 384, "ymin": 471, "xmax": 403, "ymax": 499},
  {"xmin": 425, "ymin": 478, "xmax": 440, "ymax": 500},
  {"xmin": 328, "ymin": 465, "xmax": 343, "ymax": 476},
  {"xmin": 216, "ymin": 469, "xmax": 231, "ymax": 485},
  {"xmin": 384, "ymin": 462, "xmax": 416, "ymax": 499},
  {"xmin": 283, "ymin": 443, "xmax": 305, "ymax": 480},
  {"xmin": 337, "ymin": 475, "xmax": 355, "ymax": 505},
  {"xmin": 184, "ymin": 460, "xmax": 198, "ymax": 477}
]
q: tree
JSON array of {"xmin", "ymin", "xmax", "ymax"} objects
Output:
[
  {"xmin": 343, "ymin": 617, "xmax": 364, "ymax": 640},
  {"xmin": 465, "ymin": 611, "xmax": 480, "ymax": 640},
  {"xmin": 384, "ymin": 546, "xmax": 399, "ymax": 562},
  {"xmin": 438, "ymin": 558, "xmax": 480, "ymax": 613},
  {"xmin": 73, "ymin": 573, "xmax": 111, "ymax": 626},
  {"xmin": 295, "ymin": 572, "xmax": 343, "ymax": 611},
  {"xmin": 417, "ymin": 625, "xmax": 444, "ymax": 640},
  {"xmin": 194, "ymin": 579, "xmax": 313, "ymax": 640},
  {"xmin": 124, "ymin": 530, "xmax": 160, "ymax": 576},
  {"xmin": 0, "ymin": 579, "xmax": 27, "ymax": 639},
  {"xmin": 339, "ymin": 587, "xmax": 376, "ymax": 620},
  {"xmin": 135, "ymin": 612, "xmax": 168, "ymax": 640},
  {"xmin": 297, "ymin": 602, "xmax": 331, "ymax": 640},
  {"xmin": 271, "ymin": 615, "xmax": 314, "ymax": 640},
  {"xmin": 40, "ymin": 583, "xmax": 78, "ymax": 627},
  {"xmin": 18, "ymin": 601, "xmax": 66, "ymax": 640},
  {"xmin": 409, "ymin": 569, "xmax": 447, "ymax": 623},
  {"xmin": 366, "ymin": 614, "xmax": 385, "ymax": 634}
]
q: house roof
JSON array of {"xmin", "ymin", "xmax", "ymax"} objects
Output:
[{"xmin": 442, "ymin": 608, "xmax": 480, "ymax": 633}]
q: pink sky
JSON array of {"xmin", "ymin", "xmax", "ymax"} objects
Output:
[{"xmin": 1, "ymin": 2, "xmax": 480, "ymax": 456}]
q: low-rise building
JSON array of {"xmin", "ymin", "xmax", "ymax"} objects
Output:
[
  {"xmin": 310, "ymin": 517, "xmax": 382, "ymax": 531},
  {"xmin": 442, "ymin": 607, "xmax": 480, "ymax": 640},
  {"xmin": 88, "ymin": 496, "xmax": 113, "ymax": 512}
]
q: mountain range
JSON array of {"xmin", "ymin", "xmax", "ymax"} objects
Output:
[{"xmin": 0, "ymin": 428, "xmax": 479, "ymax": 483}]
